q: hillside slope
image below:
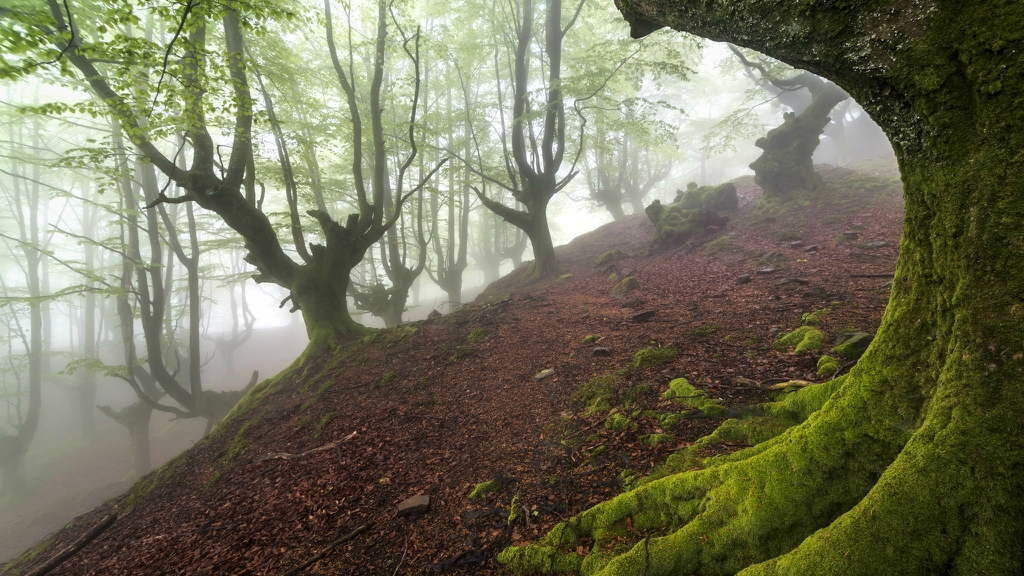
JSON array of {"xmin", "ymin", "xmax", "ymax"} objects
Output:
[{"xmin": 5, "ymin": 165, "xmax": 904, "ymax": 576}]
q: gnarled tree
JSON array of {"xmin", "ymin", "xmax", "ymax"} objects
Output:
[
  {"xmin": 502, "ymin": 1, "xmax": 1024, "ymax": 574},
  {"xmin": 729, "ymin": 45, "xmax": 849, "ymax": 198}
]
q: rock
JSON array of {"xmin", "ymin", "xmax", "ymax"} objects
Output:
[
  {"xmin": 592, "ymin": 347, "xmax": 612, "ymax": 357},
  {"xmin": 842, "ymin": 231, "xmax": 860, "ymax": 240},
  {"xmin": 787, "ymin": 240, "xmax": 804, "ymax": 248},
  {"xmin": 630, "ymin": 310, "xmax": 657, "ymax": 322},
  {"xmin": 533, "ymin": 368, "xmax": 555, "ymax": 381},
  {"xmin": 611, "ymin": 275, "xmax": 639, "ymax": 297},
  {"xmin": 398, "ymin": 494, "xmax": 431, "ymax": 516},
  {"xmin": 804, "ymin": 244, "xmax": 820, "ymax": 253},
  {"xmin": 733, "ymin": 376, "xmax": 759, "ymax": 387},
  {"xmin": 756, "ymin": 267, "xmax": 777, "ymax": 275},
  {"xmin": 832, "ymin": 332, "xmax": 873, "ymax": 360},
  {"xmin": 736, "ymin": 274, "xmax": 752, "ymax": 285},
  {"xmin": 862, "ymin": 240, "xmax": 892, "ymax": 250},
  {"xmin": 777, "ymin": 277, "xmax": 809, "ymax": 286},
  {"xmin": 427, "ymin": 309, "xmax": 442, "ymax": 320}
]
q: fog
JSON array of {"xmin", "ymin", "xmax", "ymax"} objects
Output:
[{"xmin": 0, "ymin": 13, "xmax": 895, "ymax": 562}]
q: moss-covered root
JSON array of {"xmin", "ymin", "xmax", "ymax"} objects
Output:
[{"xmin": 500, "ymin": 346, "xmax": 927, "ymax": 576}]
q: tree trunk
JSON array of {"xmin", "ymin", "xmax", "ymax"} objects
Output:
[
  {"xmin": 605, "ymin": 199, "xmax": 626, "ymax": 221},
  {"xmin": 526, "ymin": 198, "xmax": 559, "ymax": 279},
  {"xmin": 292, "ymin": 259, "xmax": 364, "ymax": 343},
  {"xmin": 502, "ymin": 1, "xmax": 1024, "ymax": 574},
  {"xmin": 749, "ymin": 83, "xmax": 848, "ymax": 198}
]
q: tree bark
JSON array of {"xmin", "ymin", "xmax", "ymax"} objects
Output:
[{"xmin": 503, "ymin": 1, "xmax": 1024, "ymax": 573}]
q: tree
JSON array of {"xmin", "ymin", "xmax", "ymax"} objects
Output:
[
  {"xmin": 471, "ymin": 0, "xmax": 581, "ymax": 279},
  {"xmin": 502, "ymin": 1, "xmax": 1024, "ymax": 574},
  {"xmin": 729, "ymin": 45, "xmax": 849, "ymax": 198},
  {"xmin": 12, "ymin": 0, "xmax": 441, "ymax": 344}
]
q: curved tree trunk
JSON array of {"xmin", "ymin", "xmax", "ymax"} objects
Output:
[
  {"xmin": 750, "ymin": 82, "xmax": 848, "ymax": 197},
  {"xmin": 502, "ymin": 1, "xmax": 1024, "ymax": 574},
  {"xmin": 526, "ymin": 199, "xmax": 559, "ymax": 278}
]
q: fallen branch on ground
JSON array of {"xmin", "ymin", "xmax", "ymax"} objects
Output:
[
  {"xmin": 281, "ymin": 523, "xmax": 371, "ymax": 576},
  {"xmin": 257, "ymin": 431, "xmax": 357, "ymax": 462}
]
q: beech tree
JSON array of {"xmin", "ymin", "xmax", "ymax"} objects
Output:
[
  {"xmin": 8, "ymin": 0, "xmax": 442, "ymax": 344},
  {"xmin": 728, "ymin": 45, "xmax": 849, "ymax": 198},
  {"xmin": 501, "ymin": 1, "xmax": 1024, "ymax": 574}
]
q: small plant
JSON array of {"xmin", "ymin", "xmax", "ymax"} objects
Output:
[{"xmin": 469, "ymin": 479, "xmax": 502, "ymax": 500}]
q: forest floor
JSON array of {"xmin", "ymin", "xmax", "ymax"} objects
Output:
[{"xmin": 3, "ymin": 164, "xmax": 904, "ymax": 576}]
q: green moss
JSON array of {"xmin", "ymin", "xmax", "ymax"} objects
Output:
[
  {"xmin": 800, "ymin": 307, "xmax": 831, "ymax": 326},
  {"xmin": 611, "ymin": 275, "xmax": 639, "ymax": 296},
  {"xmin": 314, "ymin": 414, "xmax": 333, "ymax": 437},
  {"xmin": 466, "ymin": 328, "xmax": 489, "ymax": 343},
  {"xmin": 642, "ymin": 433, "xmax": 675, "ymax": 447},
  {"xmin": 774, "ymin": 325, "xmax": 826, "ymax": 353},
  {"xmin": 507, "ymin": 492, "xmax": 523, "ymax": 525},
  {"xmin": 604, "ymin": 411, "xmax": 634, "ymax": 431},
  {"xmin": 583, "ymin": 334, "xmax": 602, "ymax": 344},
  {"xmin": 595, "ymin": 249, "xmax": 628, "ymax": 267},
  {"xmin": 632, "ymin": 346, "xmax": 677, "ymax": 369},
  {"xmin": 573, "ymin": 370, "xmax": 625, "ymax": 415},
  {"xmin": 663, "ymin": 377, "xmax": 726, "ymax": 416},
  {"xmin": 469, "ymin": 479, "xmax": 502, "ymax": 500},
  {"xmin": 816, "ymin": 354, "xmax": 840, "ymax": 377},
  {"xmin": 497, "ymin": 545, "xmax": 582, "ymax": 574}
]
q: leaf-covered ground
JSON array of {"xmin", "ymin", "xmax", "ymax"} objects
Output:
[{"xmin": 4, "ymin": 165, "xmax": 904, "ymax": 575}]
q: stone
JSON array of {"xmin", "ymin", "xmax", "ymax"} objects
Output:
[
  {"xmin": 736, "ymin": 274, "xmax": 752, "ymax": 285},
  {"xmin": 756, "ymin": 267, "xmax": 777, "ymax": 275},
  {"xmin": 842, "ymin": 231, "xmax": 860, "ymax": 240},
  {"xmin": 427, "ymin": 309, "xmax": 442, "ymax": 320},
  {"xmin": 787, "ymin": 240, "xmax": 805, "ymax": 248},
  {"xmin": 832, "ymin": 332, "xmax": 873, "ymax": 360},
  {"xmin": 804, "ymin": 244, "xmax": 820, "ymax": 253},
  {"xmin": 533, "ymin": 368, "xmax": 555, "ymax": 381},
  {"xmin": 592, "ymin": 347, "xmax": 612, "ymax": 357},
  {"xmin": 398, "ymin": 494, "xmax": 431, "ymax": 516}
]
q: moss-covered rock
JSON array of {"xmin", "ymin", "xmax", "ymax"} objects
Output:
[
  {"xmin": 774, "ymin": 325, "xmax": 826, "ymax": 353},
  {"xmin": 632, "ymin": 346, "xmax": 677, "ymax": 369},
  {"xmin": 595, "ymin": 249, "xmax": 628, "ymax": 267},
  {"xmin": 573, "ymin": 371, "xmax": 625, "ymax": 415},
  {"xmin": 642, "ymin": 433, "xmax": 675, "ymax": 447},
  {"xmin": 816, "ymin": 354, "xmax": 840, "ymax": 377},
  {"xmin": 831, "ymin": 331, "xmax": 873, "ymax": 360},
  {"xmin": 663, "ymin": 377, "xmax": 726, "ymax": 416},
  {"xmin": 610, "ymin": 275, "xmax": 639, "ymax": 296}
]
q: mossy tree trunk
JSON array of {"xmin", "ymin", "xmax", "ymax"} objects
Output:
[{"xmin": 502, "ymin": 1, "xmax": 1024, "ymax": 574}]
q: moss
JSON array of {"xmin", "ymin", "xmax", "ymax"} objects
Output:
[
  {"xmin": 497, "ymin": 545, "xmax": 582, "ymax": 574},
  {"xmin": 507, "ymin": 492, "xmax": 523, "ymax": 525},
  {"xmin": 610, "ymin": 275, "xmax": 639, "ymax": 296},
  {"xmin": 604, "ymin": 411, "xmax": 634, "ymax": 431},
  {"xmin": 595, "ymin": 249, "xmax": 628, "ymax": 267},
  {"xmin": 469, "ymin": 479, "xmax": 502, "ymax": 500},
  {"xmin": 816, "ymin": 354, "xmax": 840, "ymax": 377},
  {"xmin": 642, "ymin": 433, "xmax": 675, "ymax": 447},
  {"xmin": 573, "ymin": 370, "xmax": 626, "ymax": 415},
  {"xmin": 466, "ymin": 328, "xmax": 489, "ymax": 343},
  {"xmin": 800, "ymin": 307, "xmax": 831, "ymax": 326},
  {"xmin": 657, "ymin": 412, "xmax": 682, "ymax": 427},
  {"xmin": 632, "ymin": 346, "xmax": 677, "ymax": 369},
  {"xmin": 662, "ymin": 377, "xmax": 725, "ymax": 416},
  {"xmin": 583, "ymin": 334, "xmax": 602, "ymax": 344},
  {"xmin": 314, "ymin": 414, "xmax": 333, "ymax": 437},
  {"xmin": 774, "ymin": 325, "xmax": 826, "ymax": 353}
]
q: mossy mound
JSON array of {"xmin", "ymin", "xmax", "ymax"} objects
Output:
[
  {"xmin": 645, "ymin": 182, "xmax": 738, "ymax": 248},
  {"xmin": 662, "ymin": 377, "xmax": 725, "ymax": 416},
  {"xmin": 774, "ymin": 325, "xmax": 826, "ymax": 353},
  {"xmin": 816, "ymin": 354, "xmax": 840, "ymax": 377},
  {"xmin": 632, "ymin": 346, "xmax": 677, "ymax": 369},
  {"xmin": 595, "ymin": 249, "xmax": 628, "ymax": 267},
  {"xmin": 800, "ymin": 307, "xmax": 830, "ymax": 326},
  {"xmin": 604, "ymin": 411, "xmax": 634, "ymax": 431},
  {"xmin": 610, "ymin": 275, "xmax": 639, "ymax": 296}
]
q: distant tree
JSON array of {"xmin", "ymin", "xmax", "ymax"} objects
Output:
[{"xmin": 729, "ymin": 45, "xmax": 848, "ymax": 198}]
